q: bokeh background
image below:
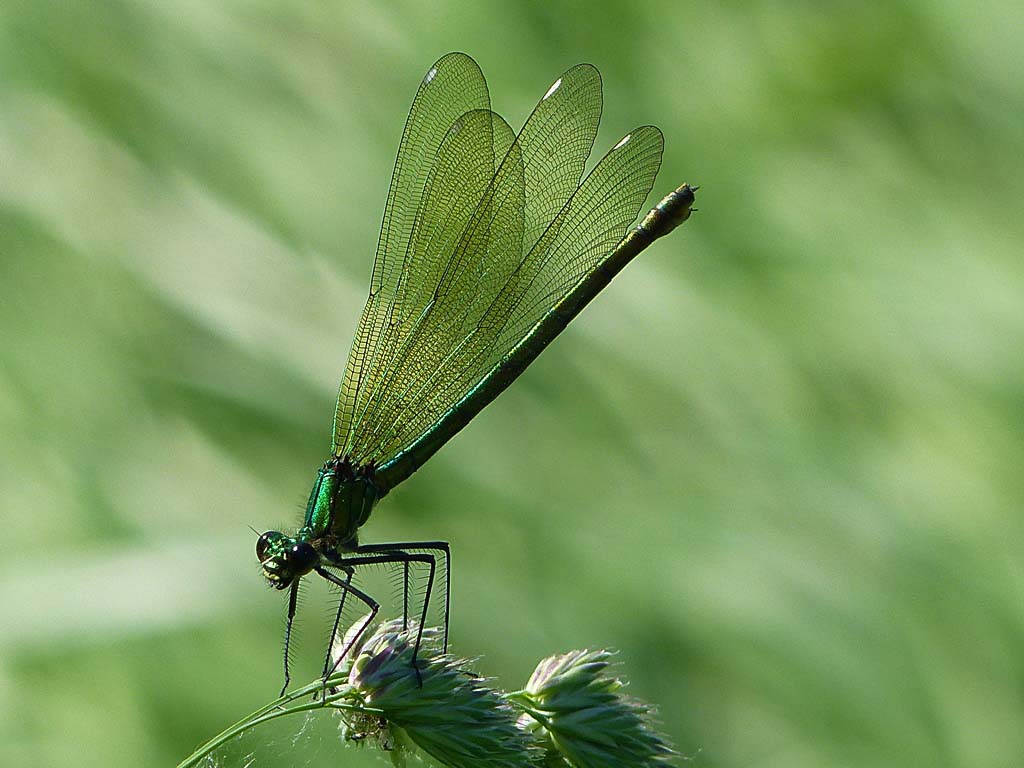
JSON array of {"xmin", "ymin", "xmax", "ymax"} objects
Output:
[{"xmin": 2, "ymin": 2, "xmax": 1022, "ymax": 766}]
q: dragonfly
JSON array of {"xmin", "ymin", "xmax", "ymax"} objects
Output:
[{"xmin": 255, "ymin": 52, "xmax": 697, "ymax": 693}]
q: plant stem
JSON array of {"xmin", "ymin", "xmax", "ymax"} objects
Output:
[{"xmin": 175, "ymin": 678, "xmax": 381, "ymax": 768}]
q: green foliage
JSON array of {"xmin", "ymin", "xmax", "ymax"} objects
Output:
[{"xmin": 2, "ymin": 2, "xmax": 1022, "ymax": 768}]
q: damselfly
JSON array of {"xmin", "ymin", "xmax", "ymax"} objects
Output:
[{"xmin": 255, "ymin": 53, "xmax": 696, "ymax": 692}]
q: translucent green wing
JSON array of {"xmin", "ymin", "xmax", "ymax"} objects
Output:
[
  {"xmin": 339, "ymin": 65, "xmax": 604, "ymax": 466},
  {"xmin": 344, "ymin": 107, "xmax": 522, "ymax": 463},
  {"xmin": 333, "ymin": 53, "xmax": 490, "ymax": 455},
  {"xmin": 489, "ymin": 126, "xmax": 665, "ymax": 357},
  {"xmin": 517, "ymin": 65, "xmax": 603, "ymax": 255},
  {"xmin": 373, "ymin": 126, "xmax": 664, "ymax": 482}
]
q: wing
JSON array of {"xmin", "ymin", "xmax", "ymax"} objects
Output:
[
  {"xmin": 333, "ymin": 52, "xmax": 490, "ymax": 454},
  {"xmin": 489, "ymin": 126, "xmax": 665, "ymax": 360},
  {"xmin": 373, "ymin": 126, "xmax": 665, "ymax": 486},
  {"xmin": 343, "ymin": 106, "xmax": 522, "ymax": 463},
  {"xmin": 333, "ymin": 59, "xmax": 663, "ymax": 490},
  {"xmin": 335, "ymin": 62, "xmax": 604, "ymax": 465}
]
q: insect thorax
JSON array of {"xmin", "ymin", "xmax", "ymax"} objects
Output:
[{"xmin": 302, "ymin": 457, "xmax": 380, "ymax": 550}]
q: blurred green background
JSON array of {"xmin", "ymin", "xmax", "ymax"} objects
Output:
[{"xmin": 2, "ymin": 1, "xmax": 1023, "ymax": 766}]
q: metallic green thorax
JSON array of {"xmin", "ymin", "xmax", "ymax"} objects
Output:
[{"xmin": 302, "ymin": 458, "xmax": 380, "ymax": 548}]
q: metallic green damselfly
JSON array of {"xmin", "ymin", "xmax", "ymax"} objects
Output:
[{"xmin": 255, "ymin": 53, "xmax": 696, "ymax": 692}]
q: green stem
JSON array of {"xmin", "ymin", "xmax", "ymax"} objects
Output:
[{"xmin": 175, "ymin": 678, "xmax": 382, "ymax": 768}]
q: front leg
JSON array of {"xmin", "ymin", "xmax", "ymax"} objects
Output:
[
  {"xmin": 321, "ymin": 563, "xmax": 355, "ymax": 680},
  {"xmin": 314, "ymin": 565, "xmax": 380, "ymax": 682},
  {"xmin": 279, "ymin": 581, "xmax": 300, "ymax": 696}
]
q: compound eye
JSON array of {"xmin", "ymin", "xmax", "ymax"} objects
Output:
[
  {"xmin": 256, "ymin": 531, "xmax": 278, "ymax": 561},
  {"xmin": 291, "ymin": 541, "xmax": 317, "ymax": 572}
]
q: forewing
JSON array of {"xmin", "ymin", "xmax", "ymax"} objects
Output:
[
  {"xmin": 334, "ymin": 53, "xmax": 490, "ymax": 454},
  {"xmin": 518, "ymin": 64, "xmax": 603, "ymax": 254},
  {"xmin": 347, "ymin": 111, "xmax": 525, "ymax": 464},
  {"xmin": 344, "ymin": 109, "xmax": 519, "ymax": 460}
]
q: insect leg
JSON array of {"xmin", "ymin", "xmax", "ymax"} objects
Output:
[
  {"xmin": 332, "ymin": 552, "xmax": 436, "ymax": 686},
  {"xmin": 357, "ymin": 541, "xmax": 451, "ymax": 651},
  {"xmin": 314, "ymin": 565, "xmax": 380, "ymax": 683},
  {"xmin": 281, "ymin": 581, "xmax": 299, "ymax": 696},
  {"xmin": 320, "ymin": 563, "xmax": 355, "ymax": 680}
]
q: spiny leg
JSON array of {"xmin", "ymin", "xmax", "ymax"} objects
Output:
[
  {"xmin": 314, "ymin": 566, "xmax": 380, "ymax": 684},
  {"xmin": 281, "ymin": 581, "xmax": 299, "ymax": 696},
  {"xmin": 322, "ymin": 565, "xmax": 355, "ymax": 680},
  {"xmin": 357, "ymin": 541, "xmax": 451, "ymax": 652},
  {"xmin": 402, "ymin": 560, "xmax": 410, "ymax": 629}
]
